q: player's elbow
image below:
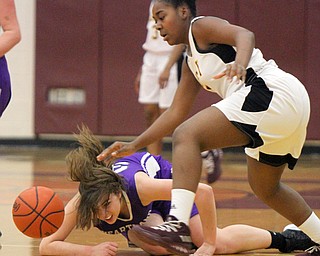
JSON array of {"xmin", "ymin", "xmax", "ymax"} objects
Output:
[
  {"xmin": 244, "ymin": 29, "xmax": 255, "ymax": 48},
  {"xmin": 38, "ymin": 238, "xmax": 51, "ymax": 255},
  {"xmin": 247, "ymin": 30, "xmax": 255, "ymax": 47},
  {"xmin": 38, "ymin": 240, "xmax": 46, "ymax": 255},
  {"xmin": 196, "ymin": 183, "xmax": 214, "ymax": 200},
  {"xmin": 14, "ymin": 29, "xmax": 21, "ymax": 45}
]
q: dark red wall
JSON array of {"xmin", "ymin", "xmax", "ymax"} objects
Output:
[
  {"xmin": 35, "ymin": 0, "xmax": 320, "ymax": 140},
  {"xmin": 35, "ymin": 0, "xmax": 101, "ymax": 133}
]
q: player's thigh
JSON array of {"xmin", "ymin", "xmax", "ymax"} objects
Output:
[
  {"xmin": 174, "ymin": 106, "xmax": 250, "ymax": 150},
  {"xmin": 247, "ymin": 156, "xmax": 285, "ymax": 195}
]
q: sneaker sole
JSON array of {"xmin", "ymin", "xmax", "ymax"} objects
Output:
[
  {"xmin": 295, "ymin": 253, "xmax": 314, "ymax": 256},
  {"xmin": 130, "ymin": 226, "xmax": 194, "ymax": 255}
]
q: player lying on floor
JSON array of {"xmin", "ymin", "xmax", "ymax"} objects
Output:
[{"xmin": 39, "ymin": 126, "xmax": 316, "ymax": 256}]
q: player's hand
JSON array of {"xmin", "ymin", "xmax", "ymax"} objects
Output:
[
  {"xmin": 90, "ymin": 242, "xmax": 118, "ymax": 256},
  {"xmin": 213, "ymin": 62, "xmax": 246, "ymax": 83},
  {"xmin": 134, "ymin": 75, "xmax": 141, "ymax": 94},
  {"xmin": 134, "ymin": 67, "xmax": 142, "ymax": 94},
  {"xmin": 96, "ymin": 141, "xmax": 137, "ymax": 164},
  {"xmin": 159, "ymin": 69, "xmax": 170, "ymax": 89},
  {"xmin": 225, "ymin": 62, "xmax": 246, "ymax": 82},
  {"xmin": 192, "ymin": 242, "xmax": 216, "ymax": 256}
]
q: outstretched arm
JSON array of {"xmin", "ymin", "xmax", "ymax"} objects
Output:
[
  {"xmin": 0, "ymin": 0, "xmax": 21, "ymax": 57},
  {"xmin": 193, "ymin": 183, "xmax": 217, "ymax": 255},
  {"xmin": 39, "ymin": 194, "xmax": 118, "ymax": 256}
]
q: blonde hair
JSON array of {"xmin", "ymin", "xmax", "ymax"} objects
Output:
[{"xmin": 66, "ymin": 125, "xmax": 125, "ymax": 230}]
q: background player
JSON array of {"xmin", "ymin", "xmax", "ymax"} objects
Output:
[
  {"xmin": 0, "ymin": 0, "xmax": 21, "ymax": 117},
  {"xmin": 135, "ymin": 0, "xmax": 185, "ymax": 155}
]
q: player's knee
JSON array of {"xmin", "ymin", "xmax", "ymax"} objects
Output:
[
  {"xmin": 172, "ymin": 123, "xmax": 194, "ymax": 145},
  {"xmin": 249, "ymin": 180, "xmax": 280, "ymax": 202}
]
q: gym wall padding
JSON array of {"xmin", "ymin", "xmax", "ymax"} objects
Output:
[
  {"xmin": 35, "ymin": 0, "xmax": 101, "ymax": 134},
  {"xmin": 35, "ymin": 0, "xmax": 320, "ymax": 139}
]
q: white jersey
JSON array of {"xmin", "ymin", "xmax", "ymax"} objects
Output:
[
  {"xmin": 186, "ymin": 16, "xmax": 270, "ymax": 99},
  {"xmin": 186, "ymin": 17, "xmax": 310, "ymax": 170}
]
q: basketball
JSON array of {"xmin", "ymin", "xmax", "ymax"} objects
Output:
[{"xmin": 12, "ymin": 186, "xmax": 65, "ymax": 238}]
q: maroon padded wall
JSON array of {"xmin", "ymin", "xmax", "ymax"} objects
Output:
[
  {"xmin": 35, "ymin": 0, "xmax": 102, "ymax": 134},
  {"xmin": 100, "ymin": 1, "xmax": 148, "ymax": 135},
  {"xmin": 305, "ymin": 1, "xmax": 320, "ymax": 139},
  {"xmin": 238, "ymin": 0, "xmax": 305, "ymax": 79},
  {"xmin": 35, "ymin": 0, "xmax": 320, "ymax": 139}
]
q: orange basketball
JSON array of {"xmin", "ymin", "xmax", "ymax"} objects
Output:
[{"xmin": 12, "ymin": 186, "xmax": 64, "ymax": 238}]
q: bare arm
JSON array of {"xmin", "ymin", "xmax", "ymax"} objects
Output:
[
  {"xmin": 39, "ymin": 194, "xmax": 118, "ymax": 256},
  {"xmin": 192, "ymin": 16, "xmax": 255, "ymax": 81},
  {"xmin": 0, "ymin": 0, "xmax": 21, "ymax": 57},
  {"xmin": 193, "ymin": 183, "xmax": 217, "ymax": 255},
  {"xmin": 133, "ymin": 66, "xmax": 142, "ymax": 95},
  {"xmin": 158, "ymin": 44, "xmax": 185, "ymax": 88}
]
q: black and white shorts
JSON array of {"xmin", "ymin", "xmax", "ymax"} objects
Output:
[{"xmin": 214, "ymin": 64, "xmax": 310, "ymax": 170}]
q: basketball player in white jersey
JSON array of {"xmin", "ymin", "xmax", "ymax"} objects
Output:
[{"xmin": 98, "ymin": 0, "xmax": 320, "ymax": 255}]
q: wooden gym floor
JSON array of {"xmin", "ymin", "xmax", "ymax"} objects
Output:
[{"xmin": 0, "ymin": 146, "xmax": 319, "ymax": 256}]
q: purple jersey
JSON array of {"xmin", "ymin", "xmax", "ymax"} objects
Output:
[
  {"xmin": 95, "ymin": 152, "xmax": 198, "ymax": 238},
  {"xmin": 0, "ymin": 56, "xmax": 12, "ymax": 117}
]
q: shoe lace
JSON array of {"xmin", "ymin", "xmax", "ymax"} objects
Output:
[
  {"xmin": 306, "ymin": 245, "xmax": 320, "ymax": 253},
  {"xmin": 152, "ymin": 221, "xmax": 182, "ymax": 232}
]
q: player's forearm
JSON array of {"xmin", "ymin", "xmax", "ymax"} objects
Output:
[
  {"xmin": 195, "ymin": 184, "xmax": 217, "ymax": 250},
  {"xmin": 39, "ymin": 240, "xmax": 92, "ymax": 256},
  {"xmin": 234, "ymin": 29, "xmax": 254, "ymax": 69}
]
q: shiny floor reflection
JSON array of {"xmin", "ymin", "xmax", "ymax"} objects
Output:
[{"xmin": 0, "ymin": 146, "xmax": 319, "ymax": 255}]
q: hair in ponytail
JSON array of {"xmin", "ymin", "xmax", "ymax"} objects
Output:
[{"xmin": 66, "ymin": 124, "xmax": 125, "ymax": 230}]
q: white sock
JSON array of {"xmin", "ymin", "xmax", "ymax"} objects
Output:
[
  {"xmin": 169, "ymin": 189, "xmax": 195, "ymax": 225},
  {"xmin": 299, "ymin": 212, "xmax": 320, "ymax": 244}
]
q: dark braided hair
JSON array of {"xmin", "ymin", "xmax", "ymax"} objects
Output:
[
  {"xmin": 157, "ymin": 0, "xmax": 197, "ymax": 17},
  {"xmin": 66, "ymin": 124, "xmax": 126, "ymax": 230}
]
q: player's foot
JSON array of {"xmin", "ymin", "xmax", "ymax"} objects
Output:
[
  {"xmin": 130, "ymin": 215, "xmax": 194, "ymax": 255},
  {"xmin": 201, "ymin": 149, "xmax": 223, "ymax": 184},
  {"xmin": 280, "ymin": 224, "xmax": 318, "ymax": 253}
]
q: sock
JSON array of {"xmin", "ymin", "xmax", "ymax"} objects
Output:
[
  {"xmin": 169, "ymin": 188, "xmax": 195, "ymax": 225},
  {"xmin": 299, "ymin": 212, "xmax": 320, "ymax": 244},
  {"xmin": 267, "ymin": 231, "xmax": 287, "ymax": 251}
]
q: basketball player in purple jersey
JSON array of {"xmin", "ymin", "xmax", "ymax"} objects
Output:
[
  {"xmin": 39, "ymin": 126, "xmax": 315, "ymax": 256},
  {"xmin": 0, "ymin": 0, "xmax": 21, "ymax": 117}
]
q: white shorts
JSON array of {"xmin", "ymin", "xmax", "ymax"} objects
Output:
[
  {"xmin": 138, "ymin": 51, "xmax": 178, "ymax": 109},
  {"xmin": 214, "ymin": 64, "xmax": 310, "ymax": 169}
]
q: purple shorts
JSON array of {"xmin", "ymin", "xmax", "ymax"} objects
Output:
[{"xmin": 0, "ymin": 56, "xmax": 12, "ymax": 117}]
